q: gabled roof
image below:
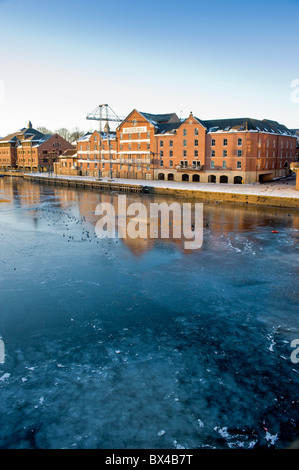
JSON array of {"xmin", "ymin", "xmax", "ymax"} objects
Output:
[
  {"xmin": 0, "ymin": 126, "xmax": 44, "ymax": 144},
  {"xmin": 31, "ymin": 134, "xmax": 53, "ymax": 147},
  {"xmin": 201, "ymin": 117, "xmax": 294, "ymax": 135},
  {"xmin": 154, "ymin": 122, "xmax": 182, "ymax": 134},
  {"xmin": 61, "ymin": 148, "xmax": 77, "ymax": 158},
  {"xmin": 77, "ymin": 132, "xmax": 93, "ymax": 142},
  {"xmin": 138, "ymin": 111, "xmax": 180, "ymax": 125}
]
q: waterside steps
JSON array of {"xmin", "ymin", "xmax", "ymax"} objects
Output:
[{"xmin": 23, "ymin": 174, "xmax": 143, "ymax": 194}]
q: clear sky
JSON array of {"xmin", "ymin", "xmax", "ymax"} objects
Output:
[{"xmin": 0, "ymin": 0, "xmax": 299, "ymax": 136}]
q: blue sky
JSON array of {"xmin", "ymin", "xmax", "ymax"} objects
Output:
[{"xmin": 0, "ymin": 0, "xmax": 299, "ymax": 136}]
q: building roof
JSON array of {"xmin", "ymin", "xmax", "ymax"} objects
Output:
[
  {"xmin": 0, "ymin": 125, "xmax": 44, "ymax": 144},
  {"xmin": 200, "ymin": 117, "xmax": 294, "ymax": 135},
  {"xmin": 139, "ymin": 111, "xmax": 180, "ymax": 125},
  {"xmin": 136, "ymin": 111, "xmax": 181, "ymax": 134},
  {"xmin": 60, "ymin": 148, "xmax": 77, "ymax": 158},
  {"xmin": 155, "ymin": 121, "xmax": 182, "ymax": 134},
  {"xmin": 77, "ymin": 132, "xmax": 93, "ymax": 142}
]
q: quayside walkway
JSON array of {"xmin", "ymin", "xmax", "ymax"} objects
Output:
[{"xmin": 20, "ymin": 173, "xmax": 299, "ymax": 208}]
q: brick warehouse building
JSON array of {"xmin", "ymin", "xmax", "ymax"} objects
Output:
[
  {"xmin": 55, "ymin": 109, "xmax": 297, "ymax": 184},
  {"xmin": 0, "ymin": 122, "xmax": 74, "ymax": 172}
]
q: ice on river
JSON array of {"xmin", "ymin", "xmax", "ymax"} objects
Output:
[{"xmin": 0, "ymin": 178, "xmax": 298, "ymax": 449}]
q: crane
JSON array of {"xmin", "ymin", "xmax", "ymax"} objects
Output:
[{"xmin": 86, "ymin": 104, "xmax": 158, "ymax": 179}]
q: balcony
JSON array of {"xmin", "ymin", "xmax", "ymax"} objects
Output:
[
  {"xmin": 210, "ymin": 166, "xmax": 233, "ymax": 171},
  {"xmin": 176, "ymin": 165, "xmax": 204, "ymax": 171}
]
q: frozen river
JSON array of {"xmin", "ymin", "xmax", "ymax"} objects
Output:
[{"xmin": 0, "ymin": 177, "xmax": 298, "ymax": 449}]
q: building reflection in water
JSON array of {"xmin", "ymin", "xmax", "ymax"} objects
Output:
[{"xmin": 1, "ymin": 178, "xmax": 298, "ymax": 257}]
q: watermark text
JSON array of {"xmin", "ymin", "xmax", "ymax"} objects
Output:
[
  {"xmin": 0, "ymin": 339, "xmax": 4, "ymax": 364},
  {"xmin": 290, "ymin": 339, "xmax": 299, "ymax": 364},
  {"xmin": 290, "ymin": 79, "xmax": 299, "ymax": 104},
  {"xmin": 95, "ymin": 195, "xmax": 203, "ymax": 250}
]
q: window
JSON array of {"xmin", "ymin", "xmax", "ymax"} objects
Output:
[
  {"xmin": 223, "ymin": 150, "xmax": 227, "ymax": 157},
  {"xmin": 183, "ymin": 129, "xmax": 187, "ymax": 136},
  {"xmin": 180, "ymin": 160, "xmax": 188, "ymax": 168},
  {"xmin": 211, "ymin": 150, "xmax": 215, "ymax": 157},
  {"xmin": 223, "ymin": 138, "xmax": 227, "ymax": 146},
  {"xmin": 237, "ymin": 149, "xmax": 242, "ymax": 158},
  {"xmin": 169, "ymin": 160, "xmax": 173, "ymax": 167},
  {"xmin": 147, "ymin": 131, "xmax": 150, "ymax": 139},
  {"xmin": 160, "ymin": 150, "xmax": 163, "ymax": 157},
  {"xmin": 169, "ymin": 140, "xmax": 173, "ymax": 147},
  {"xmin": 194, "ymin": 128, "xmax": 199, "ymax": 135},
  {"xmin": 194, "ymin": 150, "xmax": 198, "ymax": 157},
  {"xmin": 210, "ymin": 161, "xmax": 215, "ymax": 169},
  {"xmin": 238, "ymin": 138, "xmax": 242, "ymax": 146},
  {"xmin": 129, "ymin": 144, "xmax": 132, "ymax": 150},
  {"xmin": 169, "ymin": 150, "xmax": 173, "ymax": 157},
  {"xmin": 128, "ymin": 133, "xmax": 132, "ymax": 139},
  {"xmin": 192, "ymin": 161, "xmax": 201, "ymax": 168},
  {"xmin": 120, "ymin": 144, "xmax": 123, "ymax": 150},
  {"xmin": 138, "ymin": 143, "xmax": 141, "ymax": 150},
  {"xmin": 160, "ymin": 141, "xmax": 163, "ymax": 147},
  {"xmin": 183, "ymin": 139, "xmax": 187, "ymax": 147},
  {"xmin": 211, "ymin": 139, "xmax": 215, "ymax": 146},
  {"xmin": 183, "ymin": 150, "xmax": 187, "ymax": 157},
  {"xmin": 194, "ymin": 139, "xmax": 198, "ymax": 147},
  {"xmin": 222, "ymin": 161, "xmax": 227, "ymax": 169},
  {"xmin": 237, "ymin": 161, "xmax": 241, "ymax": 169},
  {"xmin": 160, "ymin": 160, "xmax": 163, "ymax": 167}
]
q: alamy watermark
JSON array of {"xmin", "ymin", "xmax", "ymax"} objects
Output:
[
  {"xmin": 95, "ymin": 195, "xmax": 203, "ymax": 250},
  {"xmin": 0, "ymin": 80, "xmax": 4, "ymax": 104},
  {"xmin": 290, "ymin": 79, "xmax": 299, "ymax": 104},
  {"xmin": 290, "ymin": 339, "xmax": 299, "ymax": 364},
  {"xmin": 0, "ymin": 339, "xmax": 4, "ymax": 364}
]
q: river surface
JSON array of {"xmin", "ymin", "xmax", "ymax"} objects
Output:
[{"xmin": 0, "ymin": 177, "xmax": 298, "ymax": 449}]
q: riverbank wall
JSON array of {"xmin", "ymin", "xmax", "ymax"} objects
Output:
[{"xmin": 18, "ymin": 173, "xmax": 299, "ymax": 209}]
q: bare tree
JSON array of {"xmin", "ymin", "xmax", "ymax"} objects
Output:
[
  {"xmin": 37, "ymin": 126, "xmax": 53, "ymax": 135},
  {"xmin": 55, "ymin": 128, "xmax": 71, "ymax": 141},
  {"xmin": 69, "ymin": 127, "xmax": 85, "ymax": 142},
  {"xmin": 37, "ymin": 126, "xmax": 86, "ymax": 143}
]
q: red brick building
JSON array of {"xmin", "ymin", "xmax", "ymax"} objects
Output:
[
  {"xmin": 0, "ymin": 122, "xmax": 74, "ymax": 172},
  {"xmin": 74, "ymin": 125, "xmax": 118, "ymax": 178},
  {"xmin": 54, "ymin": 110, "xmax": 297, "ymax": 184}
]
